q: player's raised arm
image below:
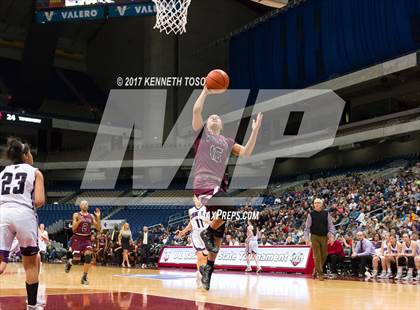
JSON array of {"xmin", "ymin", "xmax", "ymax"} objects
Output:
[
  {"xmin": 232, "ymin": 112, "xmax": 263, "ymax": 157},
  {"xmin": 93, "ymin": 208, "xmax": 101, "ymax": 232},
  {"xmin": 192, "ymin": 86, "xmax": 208, "ymax": 132},
  {"xmin": 72, "ymin": 212, "xmax": 82, "ymax": 232},
  {"xmin": 34, "ymin": 170, "xmax": 45, "ymax": 209}
]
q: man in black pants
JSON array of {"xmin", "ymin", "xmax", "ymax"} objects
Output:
[
  {"xmin": 137, "ymin": 226, "xmax": 152, "ymax": 268},
  {"xmin": 351, "ymin": 231, "xmax": 375, "ymax": 278}
]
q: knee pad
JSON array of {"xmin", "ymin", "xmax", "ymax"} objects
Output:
[
  {"xmin": 66, "ymin": 251, "xmax": 73, "ymax": 260},
  {"xmin": 84, "ymin": 253, "xmax": 92, "ymax": 264},
  {"xmin": 72, "ymin": 251, "xmax": 81, "ymax": 264},
  {"xmin": 20, "ymin": 246, "xmax": 39, "ymax": 257},
  {"xmin": 0, "ymin": 250, "xmax": 9, "ymax": 263}
]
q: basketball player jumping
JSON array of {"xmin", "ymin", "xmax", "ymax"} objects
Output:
[
  {"xmin": 0, "ymin": 137, "xmax": 45, "ymax": 310},
  {"xmin": 192, "ymin": 85, "xmax": 263, "ymax": 290},
  {"xmin": 175, "ymin": 195, "xmax": 209, "ymax": 288},
  {"xmin": 64, "ymin": 200, "xmax": 101, "ymax": 285}
]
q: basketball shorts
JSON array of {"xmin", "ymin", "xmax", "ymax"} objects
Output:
[
  {"xmin": 191, "ymin": 230, "xmax": 206, "ymax": 252},
  {"xmin": 246, "ymin": 240, "xmax": 258, "ymax": 254},
  {"xmin": 0, "ymin": 204, "xmax": 39, "ymax": 260},
  {"xmin": 70, "ymin": 235, "xmax": 92, "ymax": 256}
]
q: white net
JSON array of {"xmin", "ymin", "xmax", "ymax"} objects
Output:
[{"xmin": 153, "ymin": 0, "xmax": 192, "ymax": 35}]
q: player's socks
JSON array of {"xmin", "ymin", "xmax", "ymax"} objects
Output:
[
  {"xmin": 200, "ymin": 228, "xmax": 218, "ymax": 253},
  {"xmin": 196, "ymin": 271, "xmax": 202, "ymax": 288},
  {"xmin": 65, "ymin": 260, "xmax": 72, "ymax": 273},
  {"xmin": 26, "ymin": 282, "xmax": 39, "ymax": 306},
  {"xmin": 199, "ymin": 260, "xmax": 215, "ymax": 290}
]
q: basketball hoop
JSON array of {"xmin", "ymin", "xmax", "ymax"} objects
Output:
[{"xmin": 152, "ymin": 0, "xmax": 192, "ymax": 35}]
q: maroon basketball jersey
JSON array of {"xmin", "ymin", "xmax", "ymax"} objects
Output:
[
  {"xmin": 74, "ymin": 212, "xmax": 93, "ymax": 236},
  {"xmin": 98, "ymin": 235, "xmax": 107, "ymax": 248},
  {"xmin": 192, "ymin": 127, "xmax": 235, "ymax": 196}
]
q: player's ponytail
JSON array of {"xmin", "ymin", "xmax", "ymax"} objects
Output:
[{"xmin": 6, "ymin": 137, "xmax": 29, "ymax": 164}]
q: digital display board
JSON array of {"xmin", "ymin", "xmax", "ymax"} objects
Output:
[{"xmin": 0, "ymin": 111, "xmax": 51, "ymax": 128}]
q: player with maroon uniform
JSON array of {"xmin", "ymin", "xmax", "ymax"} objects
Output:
[
  {"xmin": 64, "ymin": 201, "xmax": 101, "ymax": 285},
  {"xmin": 192, "ymin": 85, "xmax": 263, "ymax": 290},
  {"xmin": 96, "ymin": 231, "xmax": 108, "ymax": 265}
]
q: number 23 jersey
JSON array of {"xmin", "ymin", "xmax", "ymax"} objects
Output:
[{"xmin": 0, "ymin": 163, "xmax": 37, "ymax": 210}]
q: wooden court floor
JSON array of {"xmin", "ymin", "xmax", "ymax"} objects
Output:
[{"xmin": 0, "ymin": 263, "xmax": 419, "ymax": 309}]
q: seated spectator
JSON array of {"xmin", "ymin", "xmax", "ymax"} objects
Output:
[
  {"xmin": 373, "ymin": 232, "xmax": 390, "ymax": 278},
  {"xmin": 224, "ymin": 234, "xmax": 240, "ymax": 246},
  {"xmin": 396, "ymin": 233, "xmax": 417, "ymax": 280},
  {"xmin": 284, "ymin": 236, "xmax": 294, "ymax": 245},
  {"xmin": 371, "ymin": 233, "xmax": 382, "ymax": 250},
  {"xmin": 260, "ymin": 236, "xmax": 271, "ymax": 246},
  {"xmin": 111, "ymin": 242, "xmax": 123, "ymax": 266},
  {"xmin": 413, "ymin": 233, "xmax": 420, "ymax": 281},
  {"xmin": 324, "ymin": 235, "xmax": 345, "ymax": 278},
  {"xmin": 340, "ymin": 234, "xmax": 353, "ymax": 256},
  {"xmin": 96, "ymin": 230, "xmax": 108, "ymax": 266},
  {"xmin": 382, "ymin": 234, "xmax": 399, "ymax": 278},
  {"xmin": 351, "ymin": 231, "xmax": 375, "ymax": 278},
  {"xmin": 38, "ymin": 224, "xmax": 49, "ymax": 262}
]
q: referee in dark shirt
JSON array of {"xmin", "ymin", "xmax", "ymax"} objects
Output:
[{"xmin": 304, "ymin": 198, "xmax": 335, "ymax": 280}]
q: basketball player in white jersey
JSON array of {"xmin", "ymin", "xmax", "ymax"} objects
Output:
[
  {"xmin": 413, "ymin": 233, "xmax": 420, "ymax": 281},
  {"xmin": 245, "ymin": 220, "xmax": 261, "ymax": 273},
  {"xmin": 396, "ymin": 233, "xmax": 417, "ymax": 281},
  {"xmin": 175, "ymin": 195, "xmax": 209, "ymax": 288},
  {"xmin": 0, "ymin": 137, "xmax": 45, "ymax": 310},
  {"xmin": 0, "ymin": 237, "xmax": 19, "ymax": 275},
  {"xmin": 373, "ymin": 232, "xmax": 390, "ymax": 278},
  {"xmin": 383, "ymin": 234, "xmax": 400, "ymax": 279}
]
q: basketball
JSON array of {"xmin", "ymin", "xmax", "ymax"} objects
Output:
[
  {"xmin": 206, "ymin": 69, "xmax": 230, "ymax": 91},
  {"xmin": 1, "ymin": 1, "xmax": 418, "ymax": 310}
]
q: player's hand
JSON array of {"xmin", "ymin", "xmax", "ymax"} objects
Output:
[
  {"xmin": 252, "ymin": 112, "xmax": 263, "ymax": 132},
  {"xmin": 94, "ymin": 208, "xmax": 101, "ymax": 218},
  {"xmin": 204, "ymin": 84, "xmax": 225, "ymax": 95},
  {"xmin": 305, "ymin": 240, "xmax": 311, "ymax": 246}
]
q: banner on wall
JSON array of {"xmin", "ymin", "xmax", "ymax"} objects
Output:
[
  {"xmin": 158, "ymin": 246, "xmax": 314, "ymax": 273},
  {"xmin": 101, "ymin": 219, "xmax": 125, "ymax": 230},
  {"xmin": 36, "ymin": 6, "xmax": 105, "ymax": 23},
  {"xmin": 108, "ymin": 2, "xmax": 156, "ymax": 18}
]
